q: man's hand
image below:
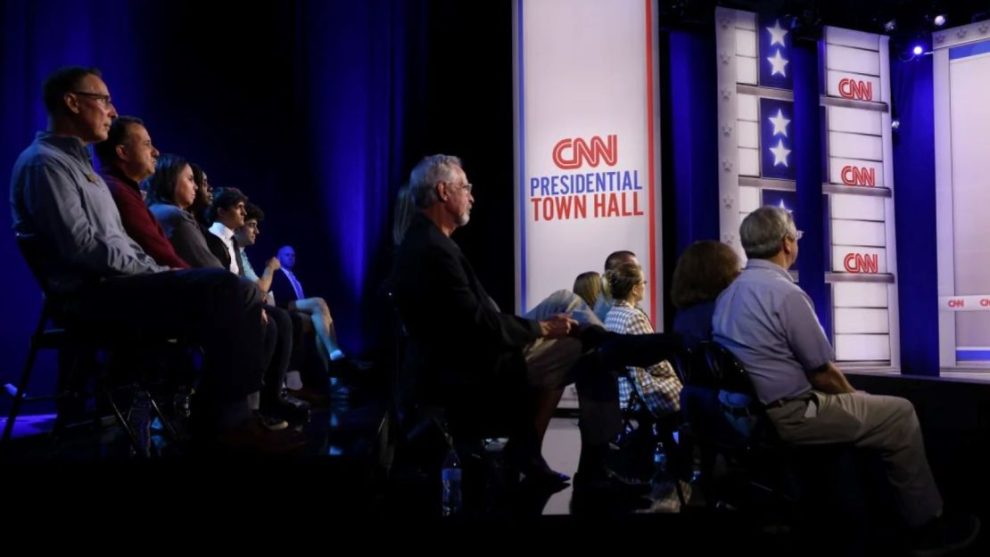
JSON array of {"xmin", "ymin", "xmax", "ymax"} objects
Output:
[
  {"xmin": 538, "ymin": 313, "xmax": 578, "ymax": 339},
  {"xmin": 265, "ymin": 257, "xmax": 281, "ymax": 272}
]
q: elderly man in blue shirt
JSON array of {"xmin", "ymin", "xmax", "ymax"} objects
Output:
[{"xmin": 713, "ymin": 206, "xmax": 976, "ymax": 551}]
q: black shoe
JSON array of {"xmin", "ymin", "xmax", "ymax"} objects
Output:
[
  {"xmin": 261, "ymin": 392, "xmax": 311, "ymax": 425},
  {"xmin": 909, "ymin": 512, "xmax": 980, "ymax": 557},
  {"xmin": 573, "ymin": 467, "xmax": 651, "ymax": 496}
]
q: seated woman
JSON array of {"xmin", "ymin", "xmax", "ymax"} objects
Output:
[
  {"xmin": 572, "ymin": 271, "xmax": 602, "ymax": 308},
  {"xmin": 146, "ymin": 154, "xmax": 224, "ymax": 269},
  {"xmin": 603, "ymin": 263, "xmax": 682, "ymax": 417},
  {"xmin": 604, "ymin": 262, "xmax": 686, "ymax": 511},
  {"xmin": 670, "ymin": 240, "xmax": 752, "ymax": 439}
]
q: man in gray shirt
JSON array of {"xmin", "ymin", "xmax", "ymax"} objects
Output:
[
  {"xmin": 9, "ymin": 66, "xmax": 300, "ymax": 453},
  {"xmin": 714, "ymin": 206, "xmax": 976, "ymax": 549}
]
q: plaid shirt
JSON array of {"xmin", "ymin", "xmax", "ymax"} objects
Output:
[{"xmin": 604, "ymin": 301, "xmax": 682, "ymax": 417}]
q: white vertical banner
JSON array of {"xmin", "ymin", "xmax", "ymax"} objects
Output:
[
  {"xmin": 820, "ymin": 26, "xmax": 900, "ymax": 368},
  {"xmin": 933, "ymin": 20, "xmax": 990, "ymax": 368},
  {"xmin": 512, "ymin": 0, "xmax": 662, "ymax": 326}
]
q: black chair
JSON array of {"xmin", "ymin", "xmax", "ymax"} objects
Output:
[
  {"xmin": 682, "ymin": 341, "xmax": 892, "ymax": 540},
  {"xmin": 2, "ymin": 233, "xmax": 178, "ymax": 456},
  {"xmin": 612, "ymin": 364, "xmax": 691, "ymax": 510}
]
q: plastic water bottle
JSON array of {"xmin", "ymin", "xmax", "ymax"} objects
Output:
[
  {"xmin": 440, "ymin": 447, "xmax": 463, "ymax": 516},
  {"xmin": 653, "ymin": 442, "xmax": 668, "ymax": 474},
  {"xmin": 129, "ymin": 391, "xmax": 152, "ymax": 458}
]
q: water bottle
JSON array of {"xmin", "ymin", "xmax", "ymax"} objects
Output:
[
  {"xmin": 653, "ymin": 442, "xmax": 668, "ymax": 474},
  {"xmin": 128, "ymin": 390, "xmax": 152, "ymax": 458},
  {"xmin": 440, "ymin": 446, "xmax": 463, "ymax": 516}
]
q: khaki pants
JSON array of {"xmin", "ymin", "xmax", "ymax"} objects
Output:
[{"xmin": 767, "ymin": 390, "xmax": 943, "ymax": 527}]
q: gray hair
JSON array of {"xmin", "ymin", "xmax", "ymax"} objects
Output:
[
  {"xmin": 408, "ymin": 154, "xmax": 462, "ymax": 209},
  {"xmin": 740, "ymin": 206, "xmax": 796, "ymax": 259}
]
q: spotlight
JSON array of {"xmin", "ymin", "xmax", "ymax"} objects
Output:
[
  {"xmin": 913, "ymin": 44, "xmax": 924, "ymax": 56},
  {"xmin": 933, "ymin": 14, "xmax": 946, "ymax": 27},
  {"xmin": 883, "ymin": 19, "xmax": 897, "ymax": 32},
  {"xmin": 891, "ymin": 119, "xmax": 901, "ymax": 131}
]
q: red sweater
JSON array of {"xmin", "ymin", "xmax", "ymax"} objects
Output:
[{"xmin": 101, "ymin": 168, "xmax": 190, "ymax": 269}]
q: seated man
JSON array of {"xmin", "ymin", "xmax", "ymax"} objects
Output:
[
  {"xmin": 10, "ymin": 66, "xmax": 300, "ymax": 452},
  {"xmin": 207, "ymin": 188, "xmax": 309, "ymax": 424},
  {"xmin": 713, "ymin": 206, "xmax": 978, "ymax": 550},
  {"xmin": 94, "ymin": 115, "xmax": 189, "ymax": 269},
  {"xmin": 235, "ymin": 202, "xmax": 326, "ymax": 403},
  {"xmin": 272, "ymin": 244, "xmax": 347, "ymax": 365},
  {"xmin": 392, "ymin": 154, "xmax": 681, "ymax": 488}
]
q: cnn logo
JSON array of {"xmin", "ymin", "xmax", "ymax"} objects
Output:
[{"xmin": 552, "ymin": 134, "xmax": 618, "ymax": 170}]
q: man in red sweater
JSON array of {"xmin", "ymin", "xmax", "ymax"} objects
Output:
[{"xmin": 95, "ymin": 116, "xmax": 189, "ymax": 269}]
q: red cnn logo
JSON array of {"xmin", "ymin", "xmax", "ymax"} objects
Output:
[
  {"xmin": 552, "ymin": 135, "xmax": 618, "ymax": 170},
  {"xmin": 948, "ymin": 299, "xmax": 965, "ymax": 308},
  {"xmin": 841, "ymin": 166, "xmax": 875, "ymax": 186},
  {"xmin": 843, "ymin": 253, "xmax": 878, "ymax": 273},
  {"xmin": 838, "ymin": 78, "xmax": 873, "ymax": 101}
]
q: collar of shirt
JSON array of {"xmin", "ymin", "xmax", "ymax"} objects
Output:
[
  {"xmin": 209, "ymin": 221, "xmax": 235, "ymax": 242},
  {"xmin": 744, "ymin": 258, "xmax": 794, "ymax": 282},
  {"xmin": 38, "ymin": 132, "xmax": 98, "ymax": 180}
]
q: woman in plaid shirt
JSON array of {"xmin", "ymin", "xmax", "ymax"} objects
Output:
[{"xmin": 603, "ymin": 262, "xmax": 683, "ymax": 417}]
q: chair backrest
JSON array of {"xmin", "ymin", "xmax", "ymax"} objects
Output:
[
  {"xmin": 16, "ymin": 233, "xmax": 55, "ymax": 296},
  {"xmin": 684, "ymin": 340, "xmax": 755, "ymax": 396}
]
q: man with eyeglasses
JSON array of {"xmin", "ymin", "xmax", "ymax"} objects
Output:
[
  {"xmin": 95, "ymin": 115, "xmax": 189, "ymax": 269},
  {"xmin": 10, "ymin": 66, "xmax": 304, "ymax": 453},
  {"xmin": 713, "ymin": 206, "xmax": 978, "ymax": 551},
  {"xmin": 392, "ymin": 154, "xmax": 683, "ymax": 494}
]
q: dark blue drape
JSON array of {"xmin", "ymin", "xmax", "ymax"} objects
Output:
[
  {"xmin": 0, "ymin": 0, "xmax": 419, "ymax": 409},
  {"xmin": 668, "ymin": 30, "xmax": 719, "ymax": 254},
  {"xmin": 791, "ymin": 40, "xmax": 830, "ymax": 338},
  {"xmin": 891, "ymin": 54, "xmax": 939, "ymax": 376}
]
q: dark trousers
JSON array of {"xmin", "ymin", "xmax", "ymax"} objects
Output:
[
  {"xmin": 261, "ymin": 304, "xmax": 293, "ymax": 398},
  {"xmin": 68, "ymin": 269, "xmax": 265, "ymax": 404}
]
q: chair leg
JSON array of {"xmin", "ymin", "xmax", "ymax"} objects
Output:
[
  {"xmin": 148, "ymin": 394, "xmax": 178, "ymax": 440},
  {"xmin": 1, "ymin": 340, "xmax": 40, "ymax": 447},
  {"xmin": 102, "ymin": 387, "xmax": 143, "ymax": 457}
]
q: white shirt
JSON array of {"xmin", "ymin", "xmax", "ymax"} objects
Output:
[{"xmin": 208, "ymin": 222, "xmax": 238, "ymax": 274}]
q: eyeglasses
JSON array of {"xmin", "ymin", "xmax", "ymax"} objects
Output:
[
  {"xmin": 447, "ymin": 181, "xmax": 473, "ymax": 193},
  {"xmin": 71, "ymin": 91, "xmax": 113, "ymax": 108},
  {"xmin": 786, "ymin": 230, "xmax": 804, "ymax": 241}
]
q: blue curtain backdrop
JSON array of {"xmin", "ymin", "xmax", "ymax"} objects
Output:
[
  {"xmin": 891, "ymin": 54, "xmax": 939, "ymax": 376},
  {"xmin": 0, "ymin": 0, "xmax": 422, "ymax": 409}
]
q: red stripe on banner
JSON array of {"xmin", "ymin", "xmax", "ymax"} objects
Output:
[{"xmin": 644, "ymin": 0, "xmax": 657, "ymax": 328}]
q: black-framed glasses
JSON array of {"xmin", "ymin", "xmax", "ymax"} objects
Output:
[{"xmin": 71, "ymin": 91, "xmax": 113, "ymax": 107}]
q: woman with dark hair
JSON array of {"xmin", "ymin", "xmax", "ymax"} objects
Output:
[
  {"xmin": 670, "ymin": 240, "xmax": 741, "ymax": 348},
  {"xmin": 146, "ymin": 154, "xmax": 224, "ymax": 269},
  {"xmin": 188, "ymin": 162, "xmax": 213, "ymax": 227},
  {"xmin": 670, "ymin": 241, "xmax": 753, "ymax": 442}
]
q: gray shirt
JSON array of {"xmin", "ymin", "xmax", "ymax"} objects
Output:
[
  {"xmin": 10, "ymin": 132, "xmax": 166, "ymax": 293},
  {"xmin": 712, "ymin": 258, "xmax": 833, "ymax": 405},
  {"xmin": 149, "ymin": 203, "xmax": 223, "ymax": 269}
]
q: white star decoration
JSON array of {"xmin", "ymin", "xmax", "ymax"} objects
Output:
[
  {"xmin": 767, "ymin": 19, "xmax": 788, "ymax": 47},
  {"xmin": 768, "ymin": 108, "xmax": 790, "ymax": 136},
  {"xmin": 770, "ymin": 139, "xmax": 791, "ymax": 167},
  {"xmin": 767, "ymin": 50, "xmax": 789, "ymax": 77}
]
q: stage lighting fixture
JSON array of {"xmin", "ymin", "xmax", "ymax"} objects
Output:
[
  {"xmin": 933, "ymin": 14, "xmax": 946, "ymax": 27},
  {"xmin": 913, "ymin": 45, "xmax": 924, "ymax": 56},
  {"xmin": 883, "ymin": 19, "xmax": 897, "ymax": 32},
  {"xmin": 891, "ymin": 119, "xmax": 901, "ymax": 131}
]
